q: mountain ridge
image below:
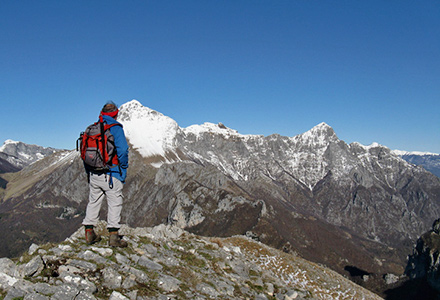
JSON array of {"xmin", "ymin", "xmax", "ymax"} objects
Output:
[
  {"xmin": 0, "ymin": 139, "xmax": 60, "ymax": 171},
  {"xmin": 1, "ymin": 99, "xmax": 439, "ymax": 298}
]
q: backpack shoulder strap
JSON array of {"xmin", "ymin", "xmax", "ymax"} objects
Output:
[{"xmin": 103, "ymin": 123, "xmax": 121, "ymax": 131}]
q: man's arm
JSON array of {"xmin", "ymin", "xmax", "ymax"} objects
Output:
[{"xmin": 111, "ymin": 125, "xmax": 129, "ymax": 168}]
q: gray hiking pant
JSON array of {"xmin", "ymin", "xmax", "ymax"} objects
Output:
[{"xmin": 82, "ymin": 173, "xmax": 124, "ymax": 229}]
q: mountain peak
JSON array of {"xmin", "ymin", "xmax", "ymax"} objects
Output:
[
  {"xmin": 0, "ymin": 139, "xmax": 18, "ymax": 152},
  {"xmin": 294, "ymin": 122, "xmax": 339, "ymax": 147},
  {"xmin": 119, "ymin": 99, "xmax": 160, "ymax": 120},
  {"xmin": 118, "ymin": 100, "xmax": 180, "ymax": 160},
  {"xmin": 309, "ymin": 122, "xmax": 335, "ymax": 135}
]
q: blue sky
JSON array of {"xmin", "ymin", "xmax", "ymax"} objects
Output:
[{"xmin": 1, "ymin": 1, "xmax": 439, "ymax": 153}]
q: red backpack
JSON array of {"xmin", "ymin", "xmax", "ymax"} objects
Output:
[{"xmin": 77, "ymin": 120, "xmax": 120, "ymax": 171}]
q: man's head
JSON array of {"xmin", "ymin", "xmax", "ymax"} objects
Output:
[{"xmin": 101, "ymin": 101, "xmax": 119, "ymax": 119}]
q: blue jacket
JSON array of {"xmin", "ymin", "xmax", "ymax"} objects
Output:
[{"xmin": 100, "ymin": 115, "xmax": 129, "ymax": 183}]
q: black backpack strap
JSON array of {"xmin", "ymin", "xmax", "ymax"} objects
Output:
[{"xmin": 100, "ymin": 121, "xmax": 106, "ymax": 164}]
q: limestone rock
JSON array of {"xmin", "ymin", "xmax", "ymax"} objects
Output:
[{"xmin": 0, "ymin": 223, "xmax": 382, "ymax": 300}]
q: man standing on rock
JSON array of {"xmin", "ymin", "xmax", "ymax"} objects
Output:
[{"xmin": 81, "ymin": 102, "xmax": 129, "ymax": 247}]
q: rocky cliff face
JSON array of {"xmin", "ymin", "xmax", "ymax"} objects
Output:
[
  {"xmin": 404, "ymin": 223, "xmax": 440, "ymax": 297},
  {"xmin": 0, "ymin": 100, "xmax": 439, "ymax": 297},
  {"xmin": 0, "ymin": 222, "xmax": 383, "ymax": 300}
]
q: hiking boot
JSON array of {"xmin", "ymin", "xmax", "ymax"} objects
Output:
[
  {"xmin": 85, "ymin": 228, "xmax": 101, "ymax": 245},
  {"xmin": 109, "ymin": 232, "xmax": 128, "ymax": 248}
]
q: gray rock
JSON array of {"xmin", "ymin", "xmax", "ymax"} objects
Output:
[
  {"xmin": 125, "ymin": 266, "xmax": 149, "ymax": 284},
  {"xmin": 284, "ymin": 290, "xmax": 299, "ymax": 300},
  {"xmin": 41, "ymin": 255, "xmax": 59, "ymax": 265},
  {"xmin": 21, "ymin": 256, "xmax": 44, "ymax": 277},
  {"xmin": 75, "ymin": 291, "xmax": 98, "ymax": 300},
  {"xmin": 23, "ymin": 292, "xmax": 50, "ymax": 300},
  {"xmin": 102, "ymin": 267, "xmax": 123, "ymax": 289},
  {"xmin": 58, "ymin": 244, "xmax": 73, "ymax": 252},
  {"xmin": 4, "ymin": 286, "xmax": 26, "ymax": 300},
  {"xmin": 91, "ymin": 246, "xmax": 113, "ymax": 257},
  {"xmin": 197, "ymin": 282, "xmax": 220, "ymax": 298},
  {"xmin": 158, "ymin": 274, "xmax": 181, "ymax": 292},
  {"xmin": 77, "ymin": 249, "xmax": 109, "ymax": 265},
  {"xmin": 28, "ymin": 243, "xmax": 40, "ymax": 255},
  {"xmin": 49, "ymin": 247, "xmax": 66, "ymax": 257},
  {"xmin": 0, "ymin": 258, "xmax": 19, "ymax": 279},
  {"xmin": 122, "ymin": 274, "xmax": 137, "ymax": 289},
  {"xmin": 59, "ymin": 273, "xmax": 97, "ymax": 293},
  {"xmin": 228, "ymin": 259, "xmax": 249, "ymax": 279},
  {"xmin": 141, "ymin": 243, "xmax": 158, "ymax": 256},
  {"xmin": 138, "ymin": 255, "xmax": 163, "ymax": 271},
  {"xmin": 213, "ymin": 279, "xmax": 235, "ymax": 296},
  {"xmin": 156, "ymin": 295, "xmax": 174, "ymax": 300},
  {"xmin": 109, "ymin": 291, "xmax": 129, "ymax": 300},
  {"xmin": 37, "ymin": 249, "xmax": 47, "ymax": 255},
  {"xmin": 58, "ymin": 265, "xmax": 81, "ymax": 275},
  {"xmin": 149, "ymin": 224, "xmax": 184, "ymax": 240},
  {"xmin": 156, "ymin": 255, "xmax": 180, "ymax": 267},
  {"xmin": 4, "ymin": 279, "xmax": 35, "ymax": 297},
  {"xmin": 126, "ymin": 290, "xmax": 137, "ymax": 300},
  {"xmin": 129, "ymin": 254, "xmax": 140, "ymax": 264},
  {"xmin": 50, "ymin": 284, "xmax": 81, "ymax": 300},
  {"xmin": 33, "ymin": 282, "xmax": 58, "ymax": 295},
  {"xmin": 115, "ymin": 253, "xmax": 131, "ymax": 265},
  {"xmin": 67, "ymin": 259, "xmax": 97, "ymax": 272}
]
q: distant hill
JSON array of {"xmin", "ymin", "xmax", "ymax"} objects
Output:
[{"xmin": 393, "ymin": 150, "xmax": 440, "ymax": 178}]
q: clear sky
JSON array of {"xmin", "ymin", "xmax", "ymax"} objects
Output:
[{"xmin": 1, "ymin": 1, "xmax": 439, "ymax": 153}]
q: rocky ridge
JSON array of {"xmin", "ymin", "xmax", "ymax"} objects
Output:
[
  {"xmin": 0, "ymin": 222, "xmax": 382, "ymax": 300},
  {"xmin": 0, "ymin": 140, "xmax": 59, "ymax": 170}
]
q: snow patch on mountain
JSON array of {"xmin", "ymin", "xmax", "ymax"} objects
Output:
[
  {"xmin": 0, "ymin": 140, "xmax": 19, "ymax": 152},
  {"xmin": 351, "ymin": 142, "xmax": 385, "ymax": 150},
  {"xmin": 184, "ymin": 122, "xmax": 244, "ymax": 139}
]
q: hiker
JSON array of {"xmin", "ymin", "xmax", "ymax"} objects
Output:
[{"xmin": 81, "ymin": 102, "xmax": 129, "ymax": 247}]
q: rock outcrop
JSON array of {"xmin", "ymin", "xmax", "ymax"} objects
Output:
[
  {"xmin": 0, "ymin": 222, "xmax": 383, "ymax": 300},
  {"xmin": 403, "ymin": 220, "xmax": 440, "ymax": 298}
]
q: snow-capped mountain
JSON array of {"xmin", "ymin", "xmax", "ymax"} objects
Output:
[
  {"xmin": 1, "ymin": 99, "xmax": 439, "ymax": 298},
  {"xmin": 118, "ymin": 100, "xmax": 182, "ymax": 162},
  {"xmin": 119, "ymin": 100, "xmax": 421, "ymax": 190},
  {"xmin": 117, "ymin": 99, "xmax": 440, "ymax": 248},
  {"xmin": 0, "ymin": 139, "xmax": 59, "ymax": 170}
]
